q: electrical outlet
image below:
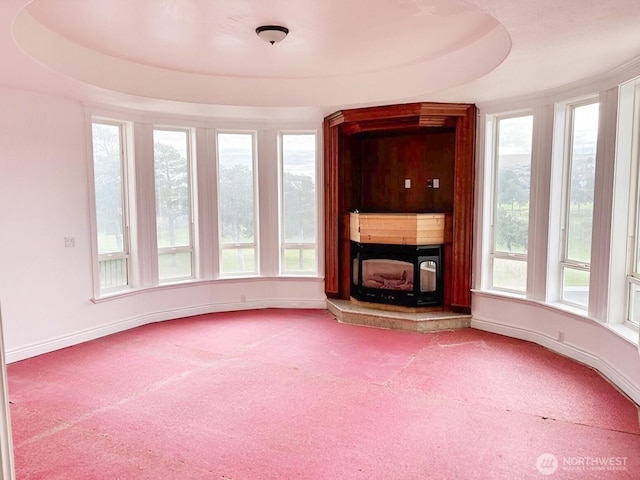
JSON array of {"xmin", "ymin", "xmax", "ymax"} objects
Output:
[{"xmin": 64, "ymin": 237, "xmax": 75, "ymax": 248}]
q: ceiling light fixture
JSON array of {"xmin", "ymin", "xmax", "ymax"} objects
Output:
[{"xmin": 256, "ymin": 25, "xmax": 289, "ymax": 45}]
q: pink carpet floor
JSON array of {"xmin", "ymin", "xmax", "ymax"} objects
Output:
[{"xmin": 7, "ymin": 309, "xmax": 640, "ymax": 479}]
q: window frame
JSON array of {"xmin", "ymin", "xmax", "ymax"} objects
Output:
[
  {"xmin": 152, "ymin": 126, "xmax": 197, "ymax": 283},
  {"xmin": 623, "ymin": 82, "xmax": 640, "ymax": 329},
  {"xmin": 557, "ymin": 99, "xmax": 600, "ymax": 309},
  {"xmin": 215, "ymin": 130, "xmax": 259, "ymax": 277},
  {"xmin": 277, "ymin": 131, "xmax": 319, "ymax": 276},
  {"xmin": 90, "ymin": 118, "xmax": 134, "ymax": 297},
  {"xmin": 488, "ymin": 112, "xmax": 534, "ymax": 294}
]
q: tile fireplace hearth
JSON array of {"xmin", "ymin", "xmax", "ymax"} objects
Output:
[{"xmin": 327, "ymin": 299, "xmax": 471, "ymax": 332}]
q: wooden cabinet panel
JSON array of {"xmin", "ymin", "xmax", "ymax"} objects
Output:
[
  {"xmin": 323, "ymin": 119, "xmax": 340, "ymax": 296},
  {"xmin": 339, "ymin": 214, "xmax": 352, "ymax": 299},
  {"xmin": 359, "ymin": 131, "xmax": 455, "ymax": 213},
  {"xmin": 450, "ymin": 113, "xmax": 475, "ymax": 310}
]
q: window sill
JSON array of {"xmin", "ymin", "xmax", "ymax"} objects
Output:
[
  {"xmin": 92, "ymin": 275, "xmax": 324, "ymax": 303},
  {"xmin": 603, "ymin": 322, "xmax": 639, "ymax": 346},
  {"xmin": 547, "ymin": 300, "xmax": 589, "ymax": 319},
  {"xmin": 474, "ymin": 288, "xmax": 526, "ymax": 301},
  {"xmin": 473, "ymin": 289, "xmax": 640, "ymax": 347}
]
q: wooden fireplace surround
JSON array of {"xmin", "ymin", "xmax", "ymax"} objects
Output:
[{"xmin": 323, "ymin": 102, "xmax": 475, "ymax": 312}]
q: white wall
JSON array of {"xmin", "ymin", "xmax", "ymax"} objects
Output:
[{"xmin": 0, "ymin": 86, "xmax": 326, "ymax": 363}]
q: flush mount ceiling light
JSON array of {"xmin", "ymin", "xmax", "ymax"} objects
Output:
[{"xmin": 256, "ymin": 25, "xmax": 289, "ymax": 45}]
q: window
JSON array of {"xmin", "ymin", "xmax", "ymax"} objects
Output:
[
  {"xmin": 153, "ymin": 128, "xmax": 195, "ymax": 282},
  {"xmin": 91, "ymin": 121, "xmax": 131, "ymax": 292},
  {"xmin": 216, "ymin": 132, "xmax": 258, "ymax": 276},
  {"xmin": 89, "ymin": 118, "xmax": 321, "ymax": 296},
  {"xmin": 628, "ymin": 275, "xmax": 640, "ymax": 328},
  {"xmin": 489, "ymin": 115, "xmax": 533, "ymax": 293},
  {"xmin": 279, "ymin": 133, "xmax": 318, "ymax": 275},
  {"xmin": 560, "ymin": 102, "xmax": 599, "ymax": 307},
  {"xmin": 623, "ymin": 82, "xmax": 640, "ymax": 328}
]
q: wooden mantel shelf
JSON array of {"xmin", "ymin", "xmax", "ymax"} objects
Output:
[{"xmin": 350, "ymin": 213, "xmax": 445, "ymax": 245}]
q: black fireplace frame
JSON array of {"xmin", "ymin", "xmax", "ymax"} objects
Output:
[{"xmin": 350, "ymin": 241, "xmax": 444, "ymax": 307}]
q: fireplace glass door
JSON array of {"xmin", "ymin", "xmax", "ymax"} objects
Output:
[
  {"xmin": 420, "ymin": 261, "xmax": 437, "ymax": 293},
  {"xmin": 350, "ymin": 242, "xmax": 443, "ymax": 307}
]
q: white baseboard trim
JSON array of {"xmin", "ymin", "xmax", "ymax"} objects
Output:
[
  {"xmin": 5, "ymin": 299, "xmax": 327, "ymax": 364},
  {"xmin": 471, "ymin": 316, "xmax": 640, "ymax": 406}
]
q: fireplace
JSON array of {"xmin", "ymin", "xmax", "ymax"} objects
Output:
[{"xmin": 350, "ymin": 241, "xmax": 443, "ymax": 307}]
